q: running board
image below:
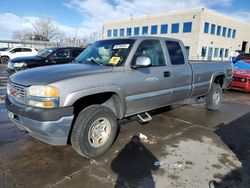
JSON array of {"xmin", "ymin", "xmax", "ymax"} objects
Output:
[{"xmin": 137, "ymin": 112, "xmax": 152, "ymax": 123}]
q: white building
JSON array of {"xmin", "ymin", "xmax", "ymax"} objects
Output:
[{"xmin": 103, "ymin": 8, "xmax": 250, "ymax": 61}]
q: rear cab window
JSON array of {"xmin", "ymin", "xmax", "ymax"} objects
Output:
[{"xmin": 165, "ymin": 40, "xmax": 185, "ymax": 65}]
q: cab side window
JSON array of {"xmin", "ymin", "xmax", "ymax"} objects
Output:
[
  {"xmin": 133, "ymin": 40, "xmax": 165, "ymax": 66},
  {"xmin": 165, "ymin": 41, "xmax": 185, "ymax": 65}
]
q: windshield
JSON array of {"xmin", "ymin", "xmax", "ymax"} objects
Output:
[
  {"xmin": 234, "ymin": 60, "xmax": 250, "ymax": 70},
  {"xmin": 38, "ymin": 48, "xmax": 56, "ymax": 58},
  {"xmin": 74, "ymin": 39, "xmax": 135, "ymax": 66}
]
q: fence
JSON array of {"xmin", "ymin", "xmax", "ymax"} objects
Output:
[{"xmin": 0, "ymin": 39, "xmax": 84, "ymax": 51}]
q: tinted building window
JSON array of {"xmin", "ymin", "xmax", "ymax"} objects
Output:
[
  {"xmin": 220, "ymin": 48, "xmax": 224, "ymax": 58},
  {"xmin": 142, "ymin": 26, "xmax": 148, "ymax": 35},
  {"xmin": 127, "ymin": 28, "xmax": 132, "ymax": 36},
  {"xmin": 134, "ymin": 27, "xmax": 140, "ymax": 36},
  {"xmin": 232, "ymin": 29, "xmax": 236, "ymax": 38},
  {"xmin": 185, "ymin": 46, "xmax": 190, "ymax": 57},
  {"xmin": 151, "ymin": 25, "xmax": 158, "ymax": 35},
  {"xmin": 161, "ymin": 24, "xmax": 168, "ymax": 34},
  {"xmin": 211, "ymin": 24, "xmax": 215, "ymax": 35},
  {"xmin": 165, "ymin": 41, "xmax": 185, "ymax": 65},
  {"xmin": 120, "ymin": 28, "xmax": 124, "ymax": 37},
  {"xmin": 222, "ymin": 27, "xmax": 227, "ymax": 37},
  {"xmin": 201, "ymin": 47, "xmax": 207, "ymax": 57},
  {"xmin": 113, "ymin": 29, "xmax": 118, "ymax": 37},
  {"xmin": 217, "ymin": 26, "xmax": 221, "ymax": 36},
  {"xmin": 171, "ymin": 23, "xmax": 179, "ymax": 33},
  {"xmin": 204, "ymin": 22, "xmax": 209, "ymax": 33},
  {"xmin": 227, "ymin": 28, "xmax": 232, "ymax": 38},
  {"xmin": 183, "ymin": 22, "xmax": 192, "ymax": 33},
  {"xmin": 107, "ymin": 30, "xmax": 112, "ymax": 37},
  {"xmin": 225, "ymin": 49, "xmax": 229, "ymax": 57},
  {"xmin": 214, "ymin": 48, "xmax": 219, "ymax": 57}
]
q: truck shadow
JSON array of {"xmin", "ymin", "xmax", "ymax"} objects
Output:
[
  {"xmin": 111, "ymin": 135, "xmax": 159, "ymax": 188},
  {"xmin": 213, "ymin": 112, "xmax": 250, "ymax": 187}
]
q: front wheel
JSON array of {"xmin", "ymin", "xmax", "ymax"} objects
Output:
[
  {"xmin": 71, "ymin": 105, "xmax": 117, "ymax": 158},
  {"xmin": 1, "ymin": 56, "xmax": 10, "ymax": 64},
  {"xmin": 204, "ymin": 83, "xmax": 222, "ymax": 111}
]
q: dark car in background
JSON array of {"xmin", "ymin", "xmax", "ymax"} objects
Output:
[{"xmin": 7, "ymin": 47, "xmax": 85, "ymax": 74}]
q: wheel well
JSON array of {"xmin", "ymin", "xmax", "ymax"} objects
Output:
[
  {"xmin": 72, "ymin": 92, "xmax": 123, "ymax": 119},
  {"xmin": 1, "ymin": 56, "xmax": 9, "ymax": 59},
  {"xmin": 214, "ymin": 75, "xmax": 225, "ymax": 88}
]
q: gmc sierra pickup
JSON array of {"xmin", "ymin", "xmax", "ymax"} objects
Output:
[{"xmin": 5, "ymin": 37, "xmax": 233, "ymax": 158}]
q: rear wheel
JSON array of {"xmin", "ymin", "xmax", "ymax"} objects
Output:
[
  {"xmin": 71, "ymin": 105, "xmax": 117, "ymax": 158},
  {"xmin": 204, "ymin": 83, "xmax": 222, "ymax": 111},
  {"xmin": 1, "ymin": 56, "xmax": 10, "ymax": 64}
]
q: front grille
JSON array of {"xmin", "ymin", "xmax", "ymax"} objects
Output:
[
  {"xmin": 9, "ymin": 83, "xmax": 26, "ymax": 105},
  {"xmin": 233, "ymin": 77, "xmax": 247, "ymax": 82}
]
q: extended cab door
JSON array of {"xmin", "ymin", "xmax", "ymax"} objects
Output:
[
  {"xmin": 164, "ymin": 40, "xmax": 192, "ymax": 102},
  {"xmin": 124, "ymin": 39, "xmax": 173, "ymax": 116}
]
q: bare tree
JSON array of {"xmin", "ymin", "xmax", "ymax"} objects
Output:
[
  {"xmin": 32, "ymin": 17, "xmax": 64, "ymax": 41},
  {"xmin": 12, "ymin": 30, "xmax": 33, "ymax": 40}
]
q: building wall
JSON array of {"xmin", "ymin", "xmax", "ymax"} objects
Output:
[
  {"xmin": 198, "ymin": 9, "xmax": 250, "ymax": 61},
  {"xmin": 103, "ymin": 8, "xmax": 250, "ymax": 61}
]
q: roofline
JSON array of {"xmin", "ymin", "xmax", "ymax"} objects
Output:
[{"xmin": 104, "ymin": 7, "xmax": 250, "ymax": 27}]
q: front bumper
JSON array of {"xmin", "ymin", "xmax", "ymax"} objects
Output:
[
  {"xmin": 5, "ymin": 97, "xmax": 74, "ymax": 145},
  {"xmin": 230, "ymin": 80, "xmax": 250, "ymax": 92}
]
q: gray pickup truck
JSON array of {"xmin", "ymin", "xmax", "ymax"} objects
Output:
[{"xmin": 5, "ymin": 37, "xmax": 233, "ymax": 158}]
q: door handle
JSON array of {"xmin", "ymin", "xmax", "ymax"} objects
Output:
[{"xmin": 164, "ymin": 71, "xmax": 171, "ymax": 77}]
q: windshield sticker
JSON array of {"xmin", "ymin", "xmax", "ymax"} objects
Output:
[
  {"xmin": 109, "ymin": 57, "xmax": 121, "ymax": 65},
  {"xmin": 113, "ymin": 44, "xmax": 130, "ymax": 49}
]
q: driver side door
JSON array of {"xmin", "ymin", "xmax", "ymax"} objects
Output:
[{"xmin": 124, "ymin": 39, "xmax": 173, "ymax": 116}]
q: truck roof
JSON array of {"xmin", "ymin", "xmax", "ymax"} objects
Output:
[{"xmin": 100, "ymin": 36, "xmax": 182, "ymax": 43}]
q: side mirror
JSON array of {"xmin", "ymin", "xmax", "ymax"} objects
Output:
[{"xmin": 132, "ymin": 56, "xmax": 151, "ymax": 68}]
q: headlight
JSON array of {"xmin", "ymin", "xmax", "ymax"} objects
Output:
[
  {"xmin": 27, "ymin": 85, "xmax": 59, "ymax": 97},
  {"xmin": 13, "ymin": 62, "xmax": 27, "ymax": 68},
  {"xmin": 27, "ymin": 85, "xmax": 59, "ymax": 108}
]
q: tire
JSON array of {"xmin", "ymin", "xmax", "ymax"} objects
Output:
[
  {"xmin": 71, "ymin": 105, "xmax": 117, "ymax": 158},
  {"xmin": 204, "ymin": 83, "xmax": 222, "ymax": 111},
  {"xmin": 1, "ymin": 56, "xmax": 10, "ymax": 64}
]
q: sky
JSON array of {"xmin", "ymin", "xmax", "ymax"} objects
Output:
[{"xmin": 0, "ymin": 0, "xmax": 250, "ymax": 40}]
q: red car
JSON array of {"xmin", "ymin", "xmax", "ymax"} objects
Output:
[{"xmin": 230, "ymin": 60, "xmax": 250, "ymax": 92}]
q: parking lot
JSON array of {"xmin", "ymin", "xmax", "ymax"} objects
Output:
[{"xmin": 0, "ymin": 64, "xmax": 250, "ymax": 188}]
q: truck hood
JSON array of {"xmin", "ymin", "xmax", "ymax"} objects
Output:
[{"xmin": 10, "ymin": 63, "xmax": 113, "ymax": 86}]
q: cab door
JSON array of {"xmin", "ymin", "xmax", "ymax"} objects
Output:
[{"xmin": 124, "ymin": 39, "xmax": 173, "ymax": 116}]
